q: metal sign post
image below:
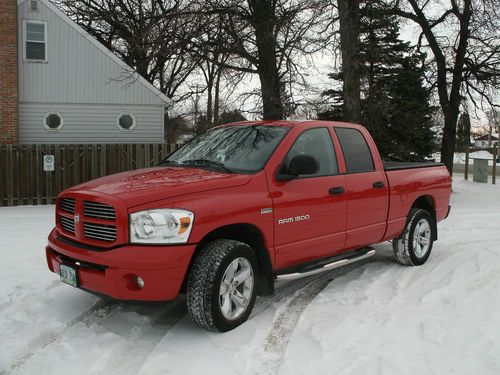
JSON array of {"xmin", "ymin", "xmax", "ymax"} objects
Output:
[{"xmin": 43, "ymin": 154, "xmax": 55, "ymax": 204}]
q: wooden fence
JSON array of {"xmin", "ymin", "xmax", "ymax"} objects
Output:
[{"xmin": 0, "ymin": 143, "xmax": 179, "ymax": 207}]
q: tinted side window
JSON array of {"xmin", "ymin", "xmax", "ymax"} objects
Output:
[
  {"xmin": 335, "ymin": 128, "xmax": 375, "ymax": 173},
  {"xmin": 283, "ymin": 128, "xmax": 338, "ymax": 177}
]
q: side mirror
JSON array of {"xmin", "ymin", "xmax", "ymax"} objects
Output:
[{"xmin": 277, "ymin": 154, "xmax": 319, "ymax": 181}]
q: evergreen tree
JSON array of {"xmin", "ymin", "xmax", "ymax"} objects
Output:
[{"xmin": 320, "ymin": 1, "xmax": 435, "ymax": 161}]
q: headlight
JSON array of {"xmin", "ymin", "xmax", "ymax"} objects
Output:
[{"xmin": 130, "ymin": 209, "xmax": 194, "ymax": 244}]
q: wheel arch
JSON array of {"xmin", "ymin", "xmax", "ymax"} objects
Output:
[
  {"xmin": 184, "ymin": 223, "xmax": 274, "ymax": 296},
  {"xmin": 410, "ymin": 195, "xmax": 438, "ymax": 240}
]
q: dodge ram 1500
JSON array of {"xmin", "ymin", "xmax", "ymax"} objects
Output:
[{"xmin": 46, "ymin": 121, "xmax": 452, "ymax": 331}]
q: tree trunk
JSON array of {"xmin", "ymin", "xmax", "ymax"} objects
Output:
[
  {"xmin": 250, "ymin": 0, "xmax": 284, "ymax": 120},
  {"xmin": 338, "ymin": 0, "xmax": 361, "ymax": 123},
  {"xmin": 439, "ymin": 1, "xmax": 471, "ymax": 175},
  {"xmin": 440, "ymin": 108, "xmax": 459, "ymax": 175},
  {"xmin": 214, "ymin": 69, "xmax": 222, "ymax": 125},
  {"xmin": 206, "ymin": 75, "xmax": 214, "ymax": 128}
]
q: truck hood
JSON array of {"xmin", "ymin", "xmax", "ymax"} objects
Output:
[{"xmin": 67, "ymin": 167, "xmax": 251, "ymax": 208}]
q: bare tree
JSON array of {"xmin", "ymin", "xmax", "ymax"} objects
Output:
[
  {"xmin": 191, "ymin": 14, "xmax": 231, "ymax": 130},
  {"xmin": 392, "ymin": 0, "xmax": 500, "ymax": 174},
  {"xmin": 191, "ymin": 0, "xmax": 328, "ymax": 120}
]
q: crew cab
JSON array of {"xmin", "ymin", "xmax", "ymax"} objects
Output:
[{"xmin": 46, "ymin": 121, "xmax": 452, "ymax": 332}]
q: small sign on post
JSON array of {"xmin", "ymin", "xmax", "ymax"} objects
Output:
[{"xmin": 43, "ymin": 155, "xmax": 55, "ymax": 172}]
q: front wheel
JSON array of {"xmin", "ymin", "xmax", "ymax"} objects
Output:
[
  {"xmin": 186, "ymin": 239, "xmax": 257, "ymax": 332},
  {"xmin": 393, "ymin": 208, "xmax": 435, "ymax": 266}
]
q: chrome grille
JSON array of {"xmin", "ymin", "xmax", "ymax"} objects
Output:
[
  {"xmin": 84, "ymin": 222, "xmax": 117, "ymax": 242},
  {"xmin": 60, "ymin": 198, "xmax": 75, "ymax": 213},
  {"xmin": 84, "ymin": 201, "xmax": 116, "ymax": 220},
  {"xmin": 60, "ymin": 215, "xmax": 76, "ymax": 234}
]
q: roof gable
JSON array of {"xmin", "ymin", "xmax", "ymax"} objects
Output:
[{"xmin": 18, "ymin": 0, "xmax": 171, "ymax": 106}]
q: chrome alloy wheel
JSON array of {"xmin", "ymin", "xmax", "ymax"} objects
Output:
[
  {"xmin": 413, "ymin": 218, "xmax": 431, "ymax": 258},
  {"xmin": 219, "ymin": 257, "xmax": 254, "ymax": 321}
]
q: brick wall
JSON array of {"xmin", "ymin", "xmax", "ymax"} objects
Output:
[{"xmin": 0, "ymin": 0, "xmax": 19, "ymax": 144}]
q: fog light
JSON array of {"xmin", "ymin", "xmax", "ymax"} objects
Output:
[{"xmin": 136, "ymin": 276, "xmax": 145, "ymax": 289}]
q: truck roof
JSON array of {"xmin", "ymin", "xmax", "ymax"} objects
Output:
[{"xmin": 218, "ymin": 120, "xmax": 365, "ymax": 130}]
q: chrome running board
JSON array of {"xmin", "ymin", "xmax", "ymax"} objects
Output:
[{"xmin": 276, "ymin": 248, "xmax": 376, "ymax": 281}]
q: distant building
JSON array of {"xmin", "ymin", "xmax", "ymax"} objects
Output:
[
  {"xmin": 474, "ymin": 134, "xmax": 498, "ymax": 148},
  {"xmin": 0, "ymin": 0, "xmax": 172, "ymax": 144}
]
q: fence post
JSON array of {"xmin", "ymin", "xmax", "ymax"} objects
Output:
[
  {"xmin": 36, "ymin": 144, "xmax": 42, "ymax": 205},
  {"xmin": 54, "ymin": 144, "xmax": 61, "ymax": 201},
  {"xmin": 0, "ymin": 146, "xmax": 5, "ymax": 206},
  {"xmin": 6, "ymin": 144, "xmax": 14, "ymax": 206},
  {"xmin": 464, "ymin": 147, "xmax": 469, "ymax": 180},
  {"xmin": 493, "ymin": 144, "xmax": 497, "ymax": 185},
  {"xmin": 100, "ymin": 144, "xmax": 107, "ymax": 177}
]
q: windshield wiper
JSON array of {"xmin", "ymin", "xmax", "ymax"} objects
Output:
[{"xmin": 181, "ymin": 159, "xmax": 234, "ymax": 173}]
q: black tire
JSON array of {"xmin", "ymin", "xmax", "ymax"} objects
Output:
[
  {"xmin": 392, "ymin": 208, "xmax": 435, "ymax": 266},
  {"xmin": 186, "ymin": 239, "xmax": 258, "ymax": 332}
]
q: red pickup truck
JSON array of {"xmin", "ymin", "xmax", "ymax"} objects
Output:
[{"xmin": 46, "ymin": 121, "xmax": 451, "ymax": 331}]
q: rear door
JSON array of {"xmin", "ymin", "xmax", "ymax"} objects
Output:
[
  {"xmin": 334, "ymin": 127, "xmax": 389, "ymax": 249},
  {"xmin": 268, "ymin": 127, "xmax": 348, "ymax": 270}
]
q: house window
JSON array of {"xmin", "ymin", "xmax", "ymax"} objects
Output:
[
  {"xmin": 24, "ymin": 20, "xmax": 47, "ymax": 61},
  {"xmin": 43, "ymin": 112, "xmax": 63, "ymax": 131},
  {"xmin": 117, "ymin": 113, "xmax": 136, "ymax": 131}
]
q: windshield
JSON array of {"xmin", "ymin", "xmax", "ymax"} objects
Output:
[{"xmin": 163, "ymin": 125, "xmax": 290, "ymax": 174}]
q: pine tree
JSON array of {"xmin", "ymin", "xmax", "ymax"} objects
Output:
[{"xmin": 320, "ymin": 1, "xmax": 435, "ymax": 160}]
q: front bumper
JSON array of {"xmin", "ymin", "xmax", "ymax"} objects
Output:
[{"xmin": 46, "ymin": 229, "xmax": 196, "ymax": 301}]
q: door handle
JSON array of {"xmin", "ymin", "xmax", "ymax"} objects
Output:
[
  {"xmin": 373, "ymin": 181, "xmax": 385, "ymax": 189},
  {"xmin": 329, "ymin": 186, "xmax": 345, "ymax": 195}
]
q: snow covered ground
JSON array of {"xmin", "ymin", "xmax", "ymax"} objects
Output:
[{"xmin": 1, "ymin": 177, "xmax": 499, "ymax": 375}]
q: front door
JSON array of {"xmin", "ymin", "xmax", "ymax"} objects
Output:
[{"xmin": 268, "ymin": 127, "xmax": 348, "ymax": 270}]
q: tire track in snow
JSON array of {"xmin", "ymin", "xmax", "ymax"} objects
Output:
[
  {"xmin": 8, "ymin": 298, "xmax": 188, "ymax": 375},
  {"xmin": 94, "ymin": 297, "xmax": 188, "ymax": 375},
  {"xmin": 8, "ymin": 253, "xmax": 379, "ymax": 374},
  {"xmin": 256, "ymin": 260, "xmax": 373, "ymax": 374},
  {"xmin": 8, "ymin": 298, "xmax": 120, "ymax": 373}
]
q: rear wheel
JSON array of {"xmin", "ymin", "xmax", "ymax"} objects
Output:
[
  {"xmin": 186, "ymin": 239, "xmax": 257, "ymax": 332},
  {"xmin": 393, "ymin": 208, "xmax": 434, "ymax": 266}
]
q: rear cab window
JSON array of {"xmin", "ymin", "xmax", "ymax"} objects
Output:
[{"xmin": 334, "ymin": 127, "xmax": 375, "ymax": 173}]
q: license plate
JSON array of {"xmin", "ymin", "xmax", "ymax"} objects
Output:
[{"xmin": 60, "ymin": 264, "xmax": 79, "ymax": 287}]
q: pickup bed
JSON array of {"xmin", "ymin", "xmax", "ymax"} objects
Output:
[{"xmin": 46, "ymin": 120, "xmax": 452, "ymax": 331}]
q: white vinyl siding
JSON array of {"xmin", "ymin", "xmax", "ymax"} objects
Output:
[
  {"xmin": 19, "ymin": 103, "xmax": 164, "ymax": 144},
  {"xmin": 17, "ymin": 0, "xmax": 169, "ymax": 144},
  {"xmin": 17, "ymin": 0, "xmax": 168, "ymax": 105}
]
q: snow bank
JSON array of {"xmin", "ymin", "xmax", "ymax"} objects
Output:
[{"xmin": 280, "ymin": 179, "xmax": 500, "ymax": 374}]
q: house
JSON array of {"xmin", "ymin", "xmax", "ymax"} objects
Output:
[
  {"xmin": 474, "ymin": 134, "xmax": 499, "ymax": 148},
  {"xmin": 0, "ymin": 0, "xmax": 172, "ymax": 144}
]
